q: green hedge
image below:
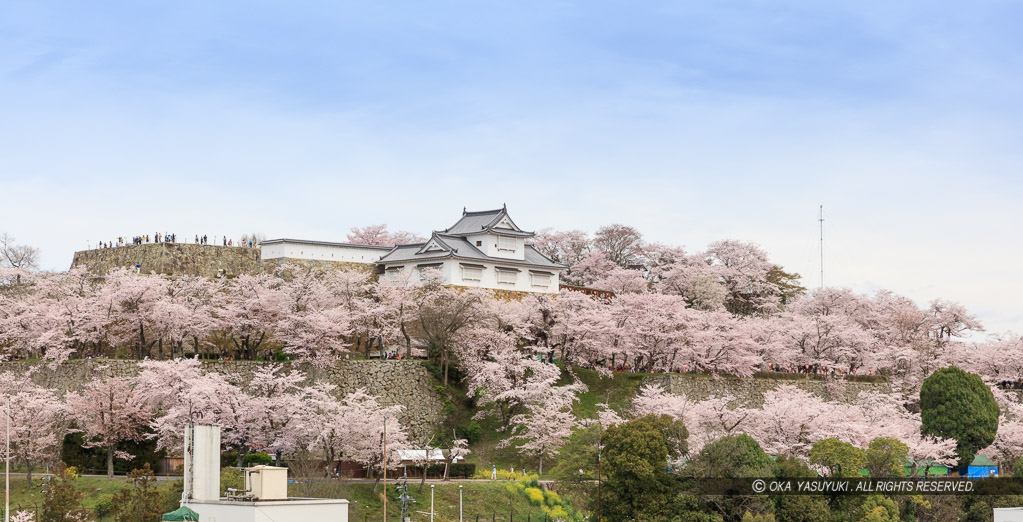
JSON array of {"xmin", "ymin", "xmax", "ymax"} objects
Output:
[{"xmin": 425, "ymin": 463, "xmax": 476, "ymax": 478}]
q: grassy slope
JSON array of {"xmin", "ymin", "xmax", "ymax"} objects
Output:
[
  {"xmin": 293, "ymin": 480, "xmax": 564, "ymax": 522},
  {"xmin": 5, "ymin": 476, "xmax": 128, "ymax": 513},
  {"xmin": 7, "ymin": 476, "xmax": 568, "ymax": 522},
  {"xmin": 463, "ymin": 366, "xmax": 653, "ymax": 475}
]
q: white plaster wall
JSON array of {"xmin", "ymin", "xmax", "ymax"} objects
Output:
[
  {"xmin": 192, "ymin": 426, "xmax": 221, "ymax": 502},
  {"xmin": 466, "ymin": 234, "xmax": 525, "ymax": 261},
  {"xmin": 995, "ymin": 508, "xmax": 1023, "ymax": 522},
  {"xmin": 386, "ymin": 260, "xmax": 559, "ymax": 293},
  {"xmin": 449, "ymin": 261, "xmax": 560, "ymax": 294},
  {"xmin": 185, "ymin": 500, "xmax": 349, "ymax": 522},
  {"xmin": 260, "ymin": 242, "xmax": 386, "ymax": 263}
]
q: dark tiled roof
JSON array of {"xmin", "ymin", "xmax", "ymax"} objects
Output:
[
  {"xmin": 260, "ymin": 238, "xmax": 394, "ymax": 250},
  {"xmin": 377, "ymin": 233, "xmax": 566, "ymax": 270},
  {"xmin": 443, "ymin": 206, "xmax": 533, "ymax": 237}
]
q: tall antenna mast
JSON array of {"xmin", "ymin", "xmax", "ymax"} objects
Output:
[{"xmin": 818, "ymin": 205, "xmax": 824, "ymax": 289}]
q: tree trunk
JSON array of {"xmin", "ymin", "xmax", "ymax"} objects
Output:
[
  {"xmin": 24, "ymin": 458, "xmax": 31, "ymax": 485},
  {"xmin": 443, "ymin": 350, "xmax": 450, "ymax": 387},
  {"xmin": 402, "ymin": 319, "xmax": 412, "ymax": 359},
  {"xmin": 107, "ymin": 444, "xmax": 115, "ymax": 478}
]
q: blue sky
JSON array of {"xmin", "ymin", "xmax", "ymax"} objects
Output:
[{"xmin": 2, "ymin": 1, "xmax": 1022, "ymax": 334}]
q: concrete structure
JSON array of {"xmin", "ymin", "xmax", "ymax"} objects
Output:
[
  {"xmin": 995, "ymin": 507, "xmax": 1023, "ymax": 522},
  {"xmin": 184, "ymin": 498, "xmax": 349, "ymax": 522},
  {"xmin": 244, "ymin": 466, "xmax": 289, "ymax": 501},
  {"xmin": 376, "ymin": 206, "xmax": 566, "ymax": 294},
  {"xmin": 183, "ymin": 425, "xmax": 221, "ymax": 502},
  {"xmin": 180, "ymin": 424, "xmax": 348, "ymax": 522}
]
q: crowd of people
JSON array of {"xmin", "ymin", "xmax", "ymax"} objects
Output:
[{"xmin": 94, "ymin": 233, "xmax": 258, "ymax": 249}]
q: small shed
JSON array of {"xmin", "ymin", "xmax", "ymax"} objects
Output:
[
  {"xmin": 904, "ymin": 457, "xmax": 950, "ymax": 477},
  {"xmin": 162, "ymin": 506, "xmax": 200, "ymax": 521},
  {"xmin": 966, "ymin": 455, "xmax": 999, "ymax": 478}
]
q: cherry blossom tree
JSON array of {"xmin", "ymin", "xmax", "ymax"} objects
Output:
[
  {"xmin": 549, "ymin": 289, "xmax": 614, "ymax": 368},
  {"xmin": 346, "ymin": 225, "xmax": 392, "ymax": 246},
  {"xmin": 0, "ymin": 372, "xmax": 67, "ymax": 483},
  {"xmin": 0, "ymin": 233, "xmax": 39, "ymax": 286},
  {"xmin": 347, "ymin": 225, "xmax": 424, "ymax": 246},
  {"xmin": 148, "ymin": 276, "xmax": 221, "ymax": 358},
  {"xmin": 273, "ymin": 267, "xmax": 354, "ymax": 364},
  {"xmin": 238, "ymin": 364, "xmax": 336, "ymax": 462},
  {"xmin": 314, "ymin": 388, "xmax": 407, "ymax": 491},
  {"xmin": 94, "ymin": 268, "xmax": 169, "ymax": 359},
  {"xmin": 219, "ymin": 273, "xmax": 287, "ymax": 359},
  {"xmin": 566, "ymin": 251, "xmax": 618, "ymax": 287},
  {"xmin": 593, "ymin": 224, "xmax": 644, "ymax": 268},
  {"xmin": 65, "ymin": 376, "xmax": 154, "ymax": 477},
  {"xmin": 590, "ymin": 267, "xmax": 649, "ymax": 294},
  {"xmin": 415, "ymin": 275, "xmax": 488, "ymax": 385},
  {"xmin": 134, "ymin": 358, "xmax": 246, "ymax": 452},
  {"xmin": 929, "ymin": 299, "xmax": 983, "ymax": 342},
  {"xmin": 632, "ymin": 384, "xmax": 749, "ymax": 456},
  {"xmin": 502, "ymin": 401, "xmax": 575, "ymax": 474},
  {"xmin": 702, "ymin": 240, "xmax": 780, "ymax": 316},
  {"xmin": 0, "ymin": 268, "xmax": 102, "ymax": 363},
  {"xmin": 442, "ymin": 437, "xmax": 470, "ymax": 481},
  {"xmin": 529, "ymin": 229, "xmax": 591, "ymax": 267},
  {"xmin": 374, "ymin": 270, "xmax": 422, "ymax": 358}
]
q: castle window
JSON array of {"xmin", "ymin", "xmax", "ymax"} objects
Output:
[
  {"xmin": 530, "ymin": 272, "xmax": 551, "ymax": 287},
  {"xmin": 461, "ymin": 266, "xmax": 482, "ymax": 282},
  {"xmin": 496, "ymin": 268, "xmax": 518, "ymax": 285},
  {"xmin": 498, "ymin": 236, "xmax": 516, "ymax": 252}
]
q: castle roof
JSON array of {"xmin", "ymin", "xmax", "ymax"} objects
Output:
[
  {"xmin": 442, "ymin": 205, "xmax": 534, "ymax": 238},
  {"xmin": 377, "ymin": 232, "xmax": 565, "ymax": 270}
]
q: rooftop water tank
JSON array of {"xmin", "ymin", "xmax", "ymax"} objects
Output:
[{"xmin": 245, "ymin": 465, "xmax": 289, "ymax": 500}]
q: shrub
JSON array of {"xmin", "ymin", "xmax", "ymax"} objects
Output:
[
  {"xmin": 111, "ymin": 464, "xmax": 163, "ymax": 522},
  {"xmin": 94, "ymin": 496, "xmax": 115, "ymax": 519},
  {"xmin": 220, "ymin": 467, "xmax": 244, "ymax": 496},
  {"xmin": 516, "ymin": 472, "xmax": 540, "ymax": 489},
  {"xmin": 546, "ymin": 505, "xmax": 570, "ymax": 520},
  {"xmin": 425, "ymin": 462, "xmax": 476, "ymax": 478},
  {"xmin": 525, "ymin": 487, "xmax": 545, "ymax": 506},
  {"xmin": 450, "ymin": 463, "xmax": 476, "ymax": 478},
  {"xmin": 543, "ymin": 489, "xmax": 563, "ymax": 508},
  {"xmin": 244, "ymin": 453, "xmax": 273, "ymax": 466},
  {"xmin": 221, "ymin": 450, "xmax": 239, "ymax": 468},
  {"xmin": 456, "ymin": 421, "xmax": 483, "ymax": 444}
]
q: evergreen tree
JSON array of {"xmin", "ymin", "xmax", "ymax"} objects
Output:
[{"xmin": 920, "ymin": 366, "xmax": 999, "ymax": 468}]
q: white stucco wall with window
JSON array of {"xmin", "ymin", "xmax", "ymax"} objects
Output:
[
  {"xmin": 384, "ymin": 260, "xmax": 559, "ymax": 294},
  {"xmin": 260, "ymin": 241, "xmax": 388, "ymax": 264},
  {"xmin": 465, "ymin": 233, "xmax": 525, "ymax": 261}
]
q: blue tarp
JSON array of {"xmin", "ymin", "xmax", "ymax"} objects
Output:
[{"xmin": 966, "ymin": 466, "xmax": 998, "ymax": 479}]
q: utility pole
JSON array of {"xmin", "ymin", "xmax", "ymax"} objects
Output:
[
  {"xmin": 596, "ymin": 449, "xmax": 601, "ymax": 522},
  {"xmin": 818, "ymin": 205, "xmax": 824, "ymax": 290},
  {"xmin": 5, "ymin": 397, "xmax": 10, "ymax": 522}
]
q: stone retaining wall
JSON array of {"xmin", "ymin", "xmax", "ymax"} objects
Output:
[
  {"xmin": 72, "ymin": 243, "xmax": 262, "ymax": 278},
  {"xmin": 1, "ymin": 359, "xmax": 444, "ymax": 440},
  {"xmin": 649, "ymin": 373, "xmax": 891, "ymax": 407}
]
